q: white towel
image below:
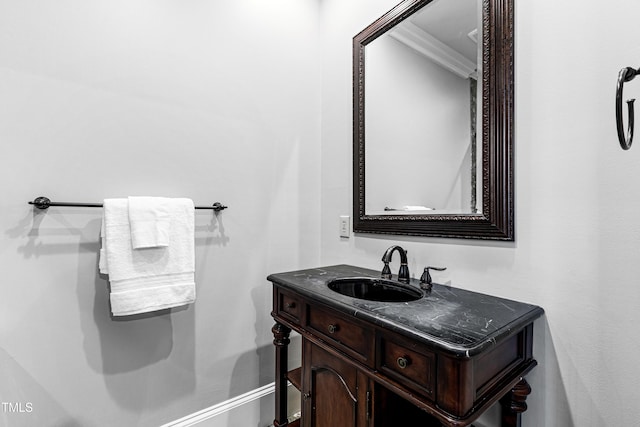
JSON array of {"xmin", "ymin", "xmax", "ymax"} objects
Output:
[
  {"xmin": 128, "ymin": 196, "xmax": 170, "ymax": 249},
  {"xmin": 99, "ymin": 198, "xmax": 196, "ymax": 316}
]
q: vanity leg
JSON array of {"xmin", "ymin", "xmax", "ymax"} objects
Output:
[
  {"xmin": 273, "ymin": 322, "xmax": 292, "ymax": 427},
  {"xmin": 499, "ymin": 378, "xmax": 532, "ymax": 427}
]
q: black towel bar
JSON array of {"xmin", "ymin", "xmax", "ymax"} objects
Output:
[{"xmin": 28, "ymin": 196, "xmax": 227, "ymax": 212}]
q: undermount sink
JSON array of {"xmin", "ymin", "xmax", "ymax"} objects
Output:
[{"xmin": 327, "ymin": 277, "xmax": 423, "ymax": 302}]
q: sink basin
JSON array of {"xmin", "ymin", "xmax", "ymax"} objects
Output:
[{"xmin": 327, "ymin": 277, "xmax": 422, "ymax": 302}]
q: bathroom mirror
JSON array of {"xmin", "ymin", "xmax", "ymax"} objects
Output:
[{"xmin": 353, "ymin": 0, "xmax": 514, "ymax": 240}]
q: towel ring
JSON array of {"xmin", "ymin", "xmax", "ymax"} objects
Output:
[{"xmin": 616, "ymin": 66, "xmax": 640, "ymax": 150}]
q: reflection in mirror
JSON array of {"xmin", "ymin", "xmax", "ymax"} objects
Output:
[
  {"xmin": 353, "ymin": 0, "xmax": 515, "ymax": 240},
  {"xmin": 365, "ymin": 0, "xmax": 482, "ymax": 215}
]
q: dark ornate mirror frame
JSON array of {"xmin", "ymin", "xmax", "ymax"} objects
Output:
[{"xmin": 353, "ymin": 0, "xmax": 514, "ymax": 240}]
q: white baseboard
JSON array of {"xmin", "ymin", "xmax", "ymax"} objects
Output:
[{"xmin": 161, "ymin": 383, "xmax": 276, "ymax": 427}]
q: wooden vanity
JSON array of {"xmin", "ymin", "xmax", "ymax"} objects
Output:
[{"xmin": 269, "ymin": 265, "xmax": 544, "ymax": 427}]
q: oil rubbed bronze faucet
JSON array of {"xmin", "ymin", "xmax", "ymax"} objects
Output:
[{"xmin": 381, "ymin": 245, "xmax": 410, "ymax": 283}]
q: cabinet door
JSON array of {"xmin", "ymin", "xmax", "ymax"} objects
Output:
[{"xmin": 302, "ymin": 339, "xmax": 370, "ymax": 427}]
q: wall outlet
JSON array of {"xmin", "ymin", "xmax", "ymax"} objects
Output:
[{"xmin": 339, "ymin": 215, "xmax": 350, "ymax": 238}]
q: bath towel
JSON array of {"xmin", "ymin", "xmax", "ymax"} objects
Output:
[{"xmin": 99, "ymin": 198, "xmax": 196, "ymax": 316}]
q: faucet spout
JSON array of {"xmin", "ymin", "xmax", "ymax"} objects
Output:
[{"xmin": 380, "ymin": 245, "xmax": 410, "ymax": 283}]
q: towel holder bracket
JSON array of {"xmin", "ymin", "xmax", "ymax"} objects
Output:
[{"xmin": 32, "ymin": 196, "xmax": 52, "ymax": 210}]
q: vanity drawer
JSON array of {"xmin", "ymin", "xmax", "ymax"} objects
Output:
[
  {"xmin": 378, "ymin": 334, "xmax": 435, "ymax": 400},
  {"xmin": 306, "ymin": 304, "xmax": 374, "ymax": 366},
  {"xmin": 276, "ymin": 289, "xmax": 302, "ymax": 325}
]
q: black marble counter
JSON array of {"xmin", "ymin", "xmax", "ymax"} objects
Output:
[{"xmin": 268, "ymin": 264, "xmax": 544, "ymax": 358}]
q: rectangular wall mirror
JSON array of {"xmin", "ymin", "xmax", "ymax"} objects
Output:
[{"xmin": 353, "ymin": 0, "xmax": 514, "ymax": 240}]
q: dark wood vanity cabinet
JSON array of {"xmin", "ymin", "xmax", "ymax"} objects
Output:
[
  {"xmin": 269, "ymin": 265, "xmax": 544, "ymax": 427},
  {"xmin": 302, "ymin": 338, "xmax": 444, "ymax": 427},
  {"xmin": 303, "ymin": 340, "xmax": 370, "ymax": 427}
]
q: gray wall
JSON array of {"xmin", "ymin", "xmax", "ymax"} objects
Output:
[
  {"xmin": 0, "ymin": 1, "xmax": 320, "ymax": 426},
  {"xmin": 320, "ymin": 0, "xmax": 640, "ymax": 426},
  {"xmin": 5, "ymin": 1, "xmax": 640, "ymax": 426}
]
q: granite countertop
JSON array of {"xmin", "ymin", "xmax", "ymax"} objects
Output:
[{"xmin": 267, "ymin": 264, "xmax": 544, "ymax": 358}]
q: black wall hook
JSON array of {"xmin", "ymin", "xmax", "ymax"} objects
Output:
[{"xmin": 616, "ymin": 66, "xmax": 640, "ymax": 150}]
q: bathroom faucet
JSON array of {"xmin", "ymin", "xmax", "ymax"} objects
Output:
[{"xmin": 381, "ymin": 245, "xmax": 410, "ymax": 283}]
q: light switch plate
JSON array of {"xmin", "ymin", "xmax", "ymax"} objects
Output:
[{"xmin": 339, "ymin": 215, "xmax": 350, "ymax": 238}]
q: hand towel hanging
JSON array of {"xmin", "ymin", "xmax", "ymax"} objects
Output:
[
  {"xmin": 128, "ymin": 196, "xmax": 170, "ymax": 249},
  {"xmin": 99, "ymin": 197, "xmax": 196, "ymax": 316}
]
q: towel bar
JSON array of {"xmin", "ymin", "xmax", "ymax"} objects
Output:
[{"xmin": 28, "ymin": 196, "xmax": 228, "ymax": 212}]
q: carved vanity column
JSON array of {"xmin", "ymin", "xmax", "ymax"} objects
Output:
[
  {"xmin": 272, "ymin": 322, "xmax": 291, "ymax": 427},
  {"xmin": 499, "ymin": 378, "xmax": 532, "ymax": 427}
]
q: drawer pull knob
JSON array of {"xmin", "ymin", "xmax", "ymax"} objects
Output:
[
  {"xmin": 327, "ymin": 324, "xmax": 339, "ymax": 334},
  {"xmin": 397, "ymin": 356, "xmax": 411, "ymax": 369},
  {"xmin": 285, "ymin": 302, "xmax": 296, "ymax": 309}
]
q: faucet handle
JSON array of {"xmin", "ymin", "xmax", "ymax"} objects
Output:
[
  {"xmin": 381, "ymin": 262, "xmax": 392, "ymax": 279},
  {"xmin": 419, "ymin": 266, "xmax": 447, "ymax": 290}
]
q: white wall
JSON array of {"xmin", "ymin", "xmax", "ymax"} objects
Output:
[
  {"xmin": 320, "ymin": 0, "xmax": 640, "ymax": 426},
  {"xmin": 0, "ymin": 1, "xmax": 320, "ymax": 426}
]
